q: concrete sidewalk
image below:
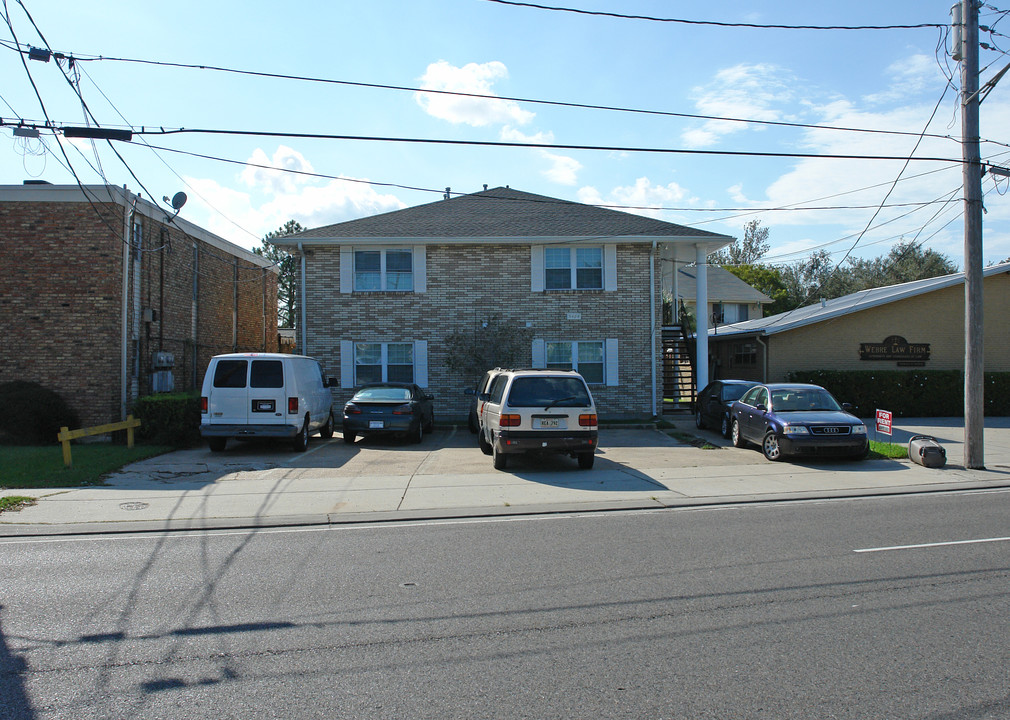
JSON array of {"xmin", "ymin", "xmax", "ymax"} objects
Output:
[{"xmin": 2, "ymin": 418, "xmax": 1010, "ymax": 536}]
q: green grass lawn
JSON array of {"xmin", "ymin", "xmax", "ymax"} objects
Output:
[
  {"xmin": 869, "ymin": 440, "xmax": 908, "ymax": 459},
  {"xmin": 0, "ymin": 444, "xmax": 173, "ymax": 490}
]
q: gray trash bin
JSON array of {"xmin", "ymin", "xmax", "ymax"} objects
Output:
[{"xmin": 908, "ymin": 435, "xmax": 946, "ymax": 468}]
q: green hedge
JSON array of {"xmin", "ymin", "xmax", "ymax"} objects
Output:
[
  {"xmin": 784, "ymin": 370, "xmax": 1010, "ymax": 417},
  {"xmin": 132, "ymin": 393, "xmax": 202, "ymax": 447},
  {"xmin": 0, "ymin": 381, "xmax": 80, "ymax": 445}
]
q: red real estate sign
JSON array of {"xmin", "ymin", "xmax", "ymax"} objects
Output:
[{"xmin": 876, "ymin": 409, "xmax": 893, "ymax": 435}]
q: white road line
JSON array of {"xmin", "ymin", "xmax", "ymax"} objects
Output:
[{"xmin": 855, "ymin": 536, "xmax": 1010, "ymax": 553}]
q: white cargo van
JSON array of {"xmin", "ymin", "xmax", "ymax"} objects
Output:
[{"xmin": 199, "ymin": 353, "xmax": 336, "ymax": 452}]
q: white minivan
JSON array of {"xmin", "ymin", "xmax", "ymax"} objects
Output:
[{"xmin": 199, "ymin": 353, "xmax": 336, "ymax": 452}]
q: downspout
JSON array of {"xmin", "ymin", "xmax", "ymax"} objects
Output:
[
  {"xmin": 120, "ymin": 187, "xmax": 132, "ymax": 421},
  {"xmin": 298, "ymin": 242, "xmax": 307, "ymax": 355},
  {"xmin": 694, "ymin": 244, "xmax": 709, "ymax": 393},
  {"xmin": 650, "ymin": 241, "xmax": 657, "ymax": 417},
  {"xmin": 755, "ymin": 334, "xmax": 769, "ymax": 383}
]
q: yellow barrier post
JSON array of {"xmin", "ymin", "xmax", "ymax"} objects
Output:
[{"xmin": 57, "ymin": 415, "xmax": 142, "ymax": 468}]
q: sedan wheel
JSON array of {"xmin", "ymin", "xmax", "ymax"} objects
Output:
[
  {"xmin": 411, "ymin": 420, "xmax": 424, "ymax": 444},
  {"xmin": 731, "ymin": 420, "xmax": 747, "ymax": 448},
  {"xmin": 762, "ymin": 432, "xmax": 783, "ymax": 461},
  {"xmin": 695, "ymin": 410, "xmax": 705, "ymax": 429},
  {"xmin": 343, "ymin": 430, "xmax": 356, "ymax": 444},
  {"xmin": 720, "ymin": 414, "xmax": 730, "ymax": 438}
]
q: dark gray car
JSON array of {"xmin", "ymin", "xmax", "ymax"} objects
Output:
[
  {"xmin": 695, "ymin": 379, "xmax": 759, "ymax": 437},
  {"xmin": 342, "ymin": 383, "xmax": 435, "ymax": 445}
]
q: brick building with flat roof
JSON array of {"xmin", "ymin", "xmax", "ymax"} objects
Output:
[{"xmin": 0, "ymin": 183, "xmax": 279, "ymax": 428}]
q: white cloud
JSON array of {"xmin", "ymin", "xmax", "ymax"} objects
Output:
[
  {"xmin": 863, "ymin": 54, "xmax": 939, "ymax": 105},
  {"xmin": 416, "ymin": 60, "xmax": 534, "ymax": 127},
  {"xmin": 540, "ymin": 151, "xmax": 581, "ymax": 185},
  {"xmin": 239, "ymin": 145, "xmax": 314, "ymax": 195},
  {"xmin": 578, "ymin": 178, "xmax": 693, "ymax": 219},
  {"xmin": 500, "ymin": 125, "xmax": 554, "ymax": 144},
  {"xmin": 181, "ymin": 146, "xmax": 405, "ymax": 250},
  {"xmin": 682, "ymin": 63, "xmax": 796, "ymax": 148}
]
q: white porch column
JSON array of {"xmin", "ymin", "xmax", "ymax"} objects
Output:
[{"xmin": 695, "ymin": 245, "xmax": 709, "ymax": 393}]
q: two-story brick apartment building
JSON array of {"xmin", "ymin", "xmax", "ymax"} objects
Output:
[
  {"xmin": 272, "ymin": 187, "xmax": 732, "ymax": 420},
  {"xmin": 0, "ymin": 183, "xmax": 278, "ymax": 428}
]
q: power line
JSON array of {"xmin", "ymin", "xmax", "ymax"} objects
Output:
[
  {"xmin": 480, "ymin": 0, "xmax": 945, "ymax": 31},
  {"xmin": 0, "ymin": 43, "xmax": 962, "ymax": 143}
]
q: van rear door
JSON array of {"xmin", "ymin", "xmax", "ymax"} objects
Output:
[
  {"xmin": 208, "ymin": 359, "xmax": 249, "ymax": 425},
  {"xmin": 248, "ymin": 359, "xmax": 286, "ymax": 426}
]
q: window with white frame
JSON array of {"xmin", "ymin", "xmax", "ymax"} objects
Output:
[
  {"xmin": 354, "ymin": 342, "xmax": 414, "ymax": 384},
  {"xmin": 545, "ymin": 340, "xmax": 605, "ymax": 384},
  {"xmin": 544, "ymin": 247, "xmax": 603, "ymax": 290},
  {"xmin": 354, "ymin": 249, "xmax": 413, "ymax": 291}
]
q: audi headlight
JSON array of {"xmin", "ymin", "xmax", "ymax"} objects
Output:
[
  {"xmin": 852, "ymin": 425, "xmax": 867, "ymax": 435},
  {"xmin": 782, "ymin": 425, "xmax": 810, "ymax": 435}
]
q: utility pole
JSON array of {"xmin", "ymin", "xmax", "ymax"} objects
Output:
[{"xmin": 958, "ymin": 0, "xmax": 985, "ymax": 468}]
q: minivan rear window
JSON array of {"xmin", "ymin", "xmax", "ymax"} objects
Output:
[
  {"xmin": 507, "ymin": 377, "xmax": 591, "ymax": 408},
  {"xmin": 213, "ymin": 360, "xmax": 247, "ymax": 388},
  {"xmin": 251, "ymin": 360, "xmax": 284, "ymax": 388}
]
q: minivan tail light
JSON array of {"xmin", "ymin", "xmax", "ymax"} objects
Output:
[
  {"xmin": 288, "ymin": 397, "xmax": 298, "ymax": 414},
  {"xmin": 200, "ymin": 396, "xmax": 208, "ymax": 413},
  {"xmin": 500, "ymin": 414, "xmax": 521, "ymax": 427},
  {"xmin": 579, "ymin": 414, "xmax": 597, "ymax": 427}
]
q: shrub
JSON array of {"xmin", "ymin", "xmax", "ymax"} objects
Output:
[
  {"xmin": 784, "ymin": 370, "xmax": 1010, "ymax": 417},
  {"xmin": 0, "ymin": 381, "xmax": 81, "ymax": 445},
  {"xmin": 132, "ymin": 393, "xmax": 201, "ymax": 447}
]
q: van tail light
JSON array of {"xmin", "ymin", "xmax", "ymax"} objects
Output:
[
  {"xmin": 392, "ymin": 403, "xmax": 414, "ymax": 415},
  {"xmin": 288, "ymin": 397, "xmax": 299, "ymax": 414},
  {"xmin": 500, "ymin": 414, "xmax": 521, "ymax": 427},
  {"xmin": 579, "ymin": 414, "xmax": 598, "ymax": 427},
  {"xmin": 200, "ymin": 397, "xmax": 208, "ymax": 413}
]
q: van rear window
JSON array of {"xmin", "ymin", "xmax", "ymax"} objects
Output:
[
  {"xmin": 507, "ymin": 377, "xmax": 591, "ymax": 408},
  {"xmin": 213, "ymin": 360, "xmax": 247, "ymax": 388},
  {"xmin": 251, "ymin": 360, "xmax": 284, "ymax": 388}
]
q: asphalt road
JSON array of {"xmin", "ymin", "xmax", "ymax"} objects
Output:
[{"xmin": 3, "ymin": 489, "xmax": 1009, "ymax": 719}]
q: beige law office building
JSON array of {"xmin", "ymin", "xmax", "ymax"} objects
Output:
[{"xmin": 707, "ymin": 261, "xmax": 1010, "ymax": 381}]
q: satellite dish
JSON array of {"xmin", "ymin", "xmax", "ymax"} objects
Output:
[{"xmin": 171, "ymin": 191, "xmax": 187, "ymax": 211}]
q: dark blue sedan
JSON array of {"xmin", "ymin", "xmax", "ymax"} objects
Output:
[
  {"xmin": 729, "ymin": 383, "xmax": 868, "ymax": 461},
  {"xmin": 342, "ymin": 383, "xmax": 435, "ymax": 445}
]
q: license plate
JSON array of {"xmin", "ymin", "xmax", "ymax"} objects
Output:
[
  {"xmin": 369, "ymin": 420, "xmax": 384, "ymax": 429},
  {"xmin": 535, "ymin": 418, "xmax": 562, "ymax": 429}
]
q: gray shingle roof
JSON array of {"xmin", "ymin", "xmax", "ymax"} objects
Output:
[
  {"xmin": 676, "ymin": 266, "xmax": 773, "ymax": 304},
  {"xmin": 710, "ymin": 261, "xmax": 1010, "ymax": 337},
  {"xmin": 277, "ymin": 187, "xmax": 731, "ymax": 241}
]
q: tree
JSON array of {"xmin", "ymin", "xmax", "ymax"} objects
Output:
[
  {"xmin": 443, "ymin": 315, "xmax": 533, "ymax": 380},
  {"xmin": 723, "ymin": 263, "xmax": 790, "ymax": 316},
  {"xmin": 709, "ymin": 219, "xmax": 770, "ymax": 266},
  {"xmin": 254, "ymin": 220, "xmax": 304, "ymax": 327}
]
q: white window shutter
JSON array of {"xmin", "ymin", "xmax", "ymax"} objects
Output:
[
  {"xmin": 532, "ymin": 338, "xmax": 546, "ymax": 368},
  {"xmin": 413, "ymin": 246, "xmax": 426, "ymax": 293},
  {"xmin": 604, "ymin": 244, "xmax": 618, "ymax": 291},
  {"xmin": 414, "ymin": 340, "xmax": 428, "ymax": 387},
  {"xmin": 605, "ymin": 338, "xmax": 619, "ymax": 386},
  {"xmin": 340, "ymin": 340, "xmax": 355, "ymax": 388},
  {"xmin": 531, "ymin": 245, "xmax": 544, "ymax": 292},
  {"xmin": 340, "ymin": 247, "xmax": 353, "ymax": 294}
]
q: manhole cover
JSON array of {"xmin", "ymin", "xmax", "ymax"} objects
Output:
[{"xmin": 119, "ymin": 502, "xmax": 149, "ymax": 511}]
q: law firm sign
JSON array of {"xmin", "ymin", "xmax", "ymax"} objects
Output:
[{"xmin": 860, "ymin": 335, "xmax": 930, "ymax": 362}]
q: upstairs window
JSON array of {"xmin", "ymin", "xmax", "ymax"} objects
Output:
[
  {"xmin": 354, "ymin": 249, "xmax": 413, "ymax": 291},
  {"xmin": 544, "ymin": 247, "xmax": 603, "ymax": 290}
]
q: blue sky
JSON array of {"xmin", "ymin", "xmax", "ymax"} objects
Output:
[{"xmin": 4, "ymin": 0, "xmax": 1010, "ymax": 267}]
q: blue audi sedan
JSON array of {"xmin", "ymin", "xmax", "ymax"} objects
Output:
[{"xmin": 729, "ymin": 383, "xmax": 868, "ymax": 461}]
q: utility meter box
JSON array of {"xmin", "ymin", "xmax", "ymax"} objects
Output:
[{"xmin": 152, "ymin": 351, "xmax": 175, "ymax": 369}]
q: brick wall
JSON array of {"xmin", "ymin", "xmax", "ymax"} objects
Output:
[
  {"xmin": 0, "ymin": 193, "xmax": 278, "ymax": 429},
  {"xmin": 300, "ymin": 242, "xmax": 662, "ymax": 420}
]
